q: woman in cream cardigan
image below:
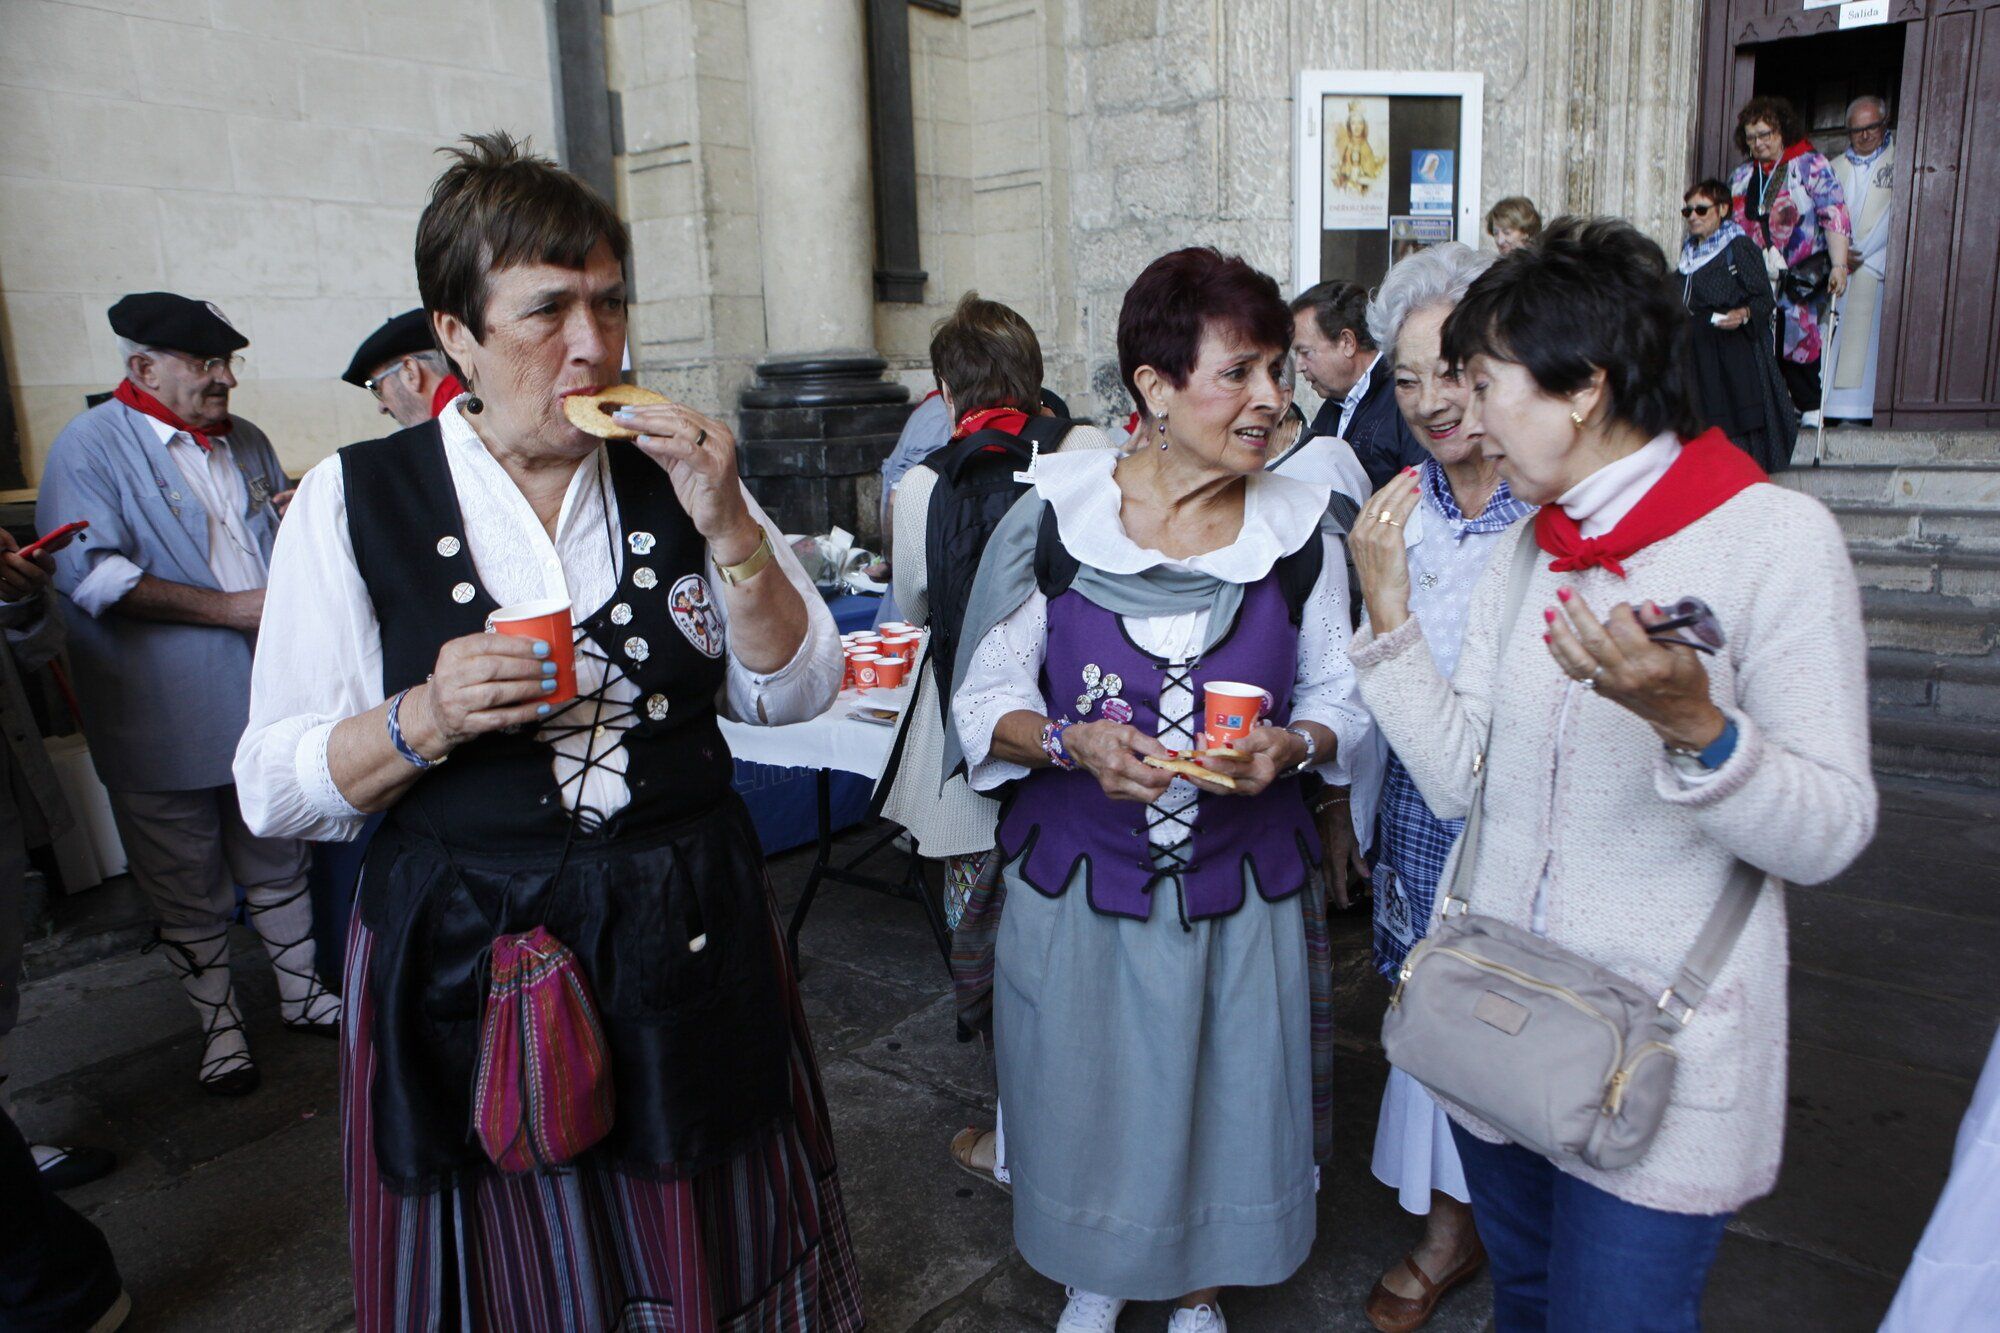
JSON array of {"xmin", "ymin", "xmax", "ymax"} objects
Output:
[{"xmin": 1347, "ymin": 217, "xmax": 1876, "ymax": 1332}]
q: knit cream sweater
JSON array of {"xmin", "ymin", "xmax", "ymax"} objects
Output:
[{"xmin": 1352, "ymin": 483, "xmax": 1878, "ymax": 1215}]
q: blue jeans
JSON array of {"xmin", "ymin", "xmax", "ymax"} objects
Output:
[{"xmin": 1451, "ymin": 1125, "xmax": 1731, "ymax": 1332}]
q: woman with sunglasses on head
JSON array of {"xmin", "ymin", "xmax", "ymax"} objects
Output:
[
  {"xmin": 1676, "ymin": 179, "xmax": 1798, "ymax": 473},
  {"xmin": 1347, "ymin": 217, "xmax": 1876, "ymax": 1332}
]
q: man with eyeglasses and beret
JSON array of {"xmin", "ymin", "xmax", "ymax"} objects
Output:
[
  {"xmin": 342, "ymin": 307, "xmax": 465, "ymax": 428},
  {"xmin": 34, "ymin": 292, "xmax": 339, "ymax": 1100}
]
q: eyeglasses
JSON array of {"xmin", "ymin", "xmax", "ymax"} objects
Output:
[
  {"xmin": 1847, "ymin": 120, "xmax": 1886, "ymax": 135},
  {"xmin": 1745, "ymin": 127, "xmax": 1780, "ymax": 144},
  {"xmin": 1680, "ymin": 203, "xmax": 1716, "ymax": 217},
  {"xmin": 363, "ymin": 357, "xmax": 415, "ymax": 396},
  {"xmin": 158, "ymin": 350, "xmax": 244, "ymax": 376}
]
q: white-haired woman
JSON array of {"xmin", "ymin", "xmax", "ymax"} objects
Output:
[{"xmin": 1355, "ymin": 242, "xmax": 1533, "ymax": 1333}]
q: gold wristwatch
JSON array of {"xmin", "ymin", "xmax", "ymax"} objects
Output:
[{"xmin": 714, "ymin": 527, "xmax": 776, "ymax": 586}]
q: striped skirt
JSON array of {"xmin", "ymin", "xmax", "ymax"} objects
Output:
[{"xmin": 341, "ymin": 912, "xmax": 865, "ymax": 1332}]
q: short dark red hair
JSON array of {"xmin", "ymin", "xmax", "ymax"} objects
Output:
[{"xmin": 1116, "ymin": 247, "xmax": 1290, "ymax": 417}]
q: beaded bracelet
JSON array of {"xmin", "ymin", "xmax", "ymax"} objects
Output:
[
  {"xmin": 1038, "ymin": 718, "xmax": 1078, "ymax": 771},
  {"xmin": 386, "ymin": 686, "xmax": 443, "ymax": 770}
]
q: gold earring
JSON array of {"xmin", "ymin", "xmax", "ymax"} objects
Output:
[{"xmin": 1569, "ymin": 409, "xmax": 1585, "ymax": 428}]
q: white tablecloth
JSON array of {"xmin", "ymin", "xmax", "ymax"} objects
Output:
[
  {"xmin": 43, "ymin": 733, "xmax": 127, "ymax": 892},
  {"xmin": 719, "ymin": 684, "xmax": 912, "ymax": 781}
]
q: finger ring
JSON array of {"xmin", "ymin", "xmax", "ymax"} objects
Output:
[
  {"xmin": 1579, "ymin": 675, "xmax": 1598, "ymax": 692},
  {"xmin": 1376, "ymin": 509, "xmax": 1394, "ymax": 525},
  {"xmin": 1385, "ymin": 519, "xmax": 1402, "ymax": 528},
  {"xmin": 693, "ymin": 428, "xmax": 708, "ymax": 449},
  {"xmin": 1591, "ymin": 665, "xmax": 1606, "ymax": 682}
]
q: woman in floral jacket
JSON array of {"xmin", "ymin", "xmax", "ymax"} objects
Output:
[{"xmin": 1729, "ymin": 95, "xmax": 1851, "ymax": 419}]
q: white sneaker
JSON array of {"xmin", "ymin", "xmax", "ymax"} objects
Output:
[
  {"xmin": 1055, "ymin": 1286, "xmax": 1127, "ymax": 1332},
  {"xmin": 1167, "ymin": 1303, "xmax": 1225, "ymax": 1332}
]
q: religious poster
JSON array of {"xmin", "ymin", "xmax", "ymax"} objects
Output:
[
  {"xmin": 1390, "ymin": 215, "xmax": 1455, "ymax": 261},
  {"xmin": 1410, "ymin": 150, "xmax": 1454, "ymax": 215},
  {"xmin": 1296, "ymin": 71, "xmax": 1483, "ymax": 296},
  {"xmin": 1321, "ymin": 96, "xmax": 1391, "ymax": 230}
]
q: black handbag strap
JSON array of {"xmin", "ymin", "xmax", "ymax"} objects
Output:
[{"xmin": 1442, "ymin": 526, "xmax": 1763, "ymax": 1025}]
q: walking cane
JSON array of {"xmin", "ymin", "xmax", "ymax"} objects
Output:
[{"xmin": 1813, "ymin": 304, "xmax": 1841, "ymax": 469}]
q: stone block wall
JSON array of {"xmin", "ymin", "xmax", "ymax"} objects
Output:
[
  {"xmin": 0, "ymin": 0, "xmax": 557, "ymax": 482},
  {"xmin": 1050, "ymin": 0, "xmax": 1705, "ymax": 424}
]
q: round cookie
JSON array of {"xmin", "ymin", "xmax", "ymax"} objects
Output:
[{"xmin": 563, "ymin": 383, "xmax": 671, "ymax": 440}]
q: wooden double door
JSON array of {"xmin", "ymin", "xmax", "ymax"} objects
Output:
[{"xmin": 1697, "ymin": 0, "xmax": 2000, "ymax": 428}]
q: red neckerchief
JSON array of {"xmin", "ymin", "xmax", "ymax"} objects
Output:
[
  {"xmin": 430, "ymin": 373, "xmax": 466, "ymax": 419},
  {"xmin": 1533, "ymin": 429, "xmax": 1767, "ymax": 578},
  {"xmin": 113, "ymin": 378, "xmax": 229, "ymax": 451},
  {"xmin": 1779, "ymin": 138, "xmax": 1815, "ymax": 165},
  {"xmin": 1124, "ymin": 409, "xmax": 1142, "ymax": 438},
  {"xmin": 953, "ymin": 407, "xmax": 1029, "ymax": 441}
]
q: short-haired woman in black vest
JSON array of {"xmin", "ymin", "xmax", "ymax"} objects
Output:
[{"xmin": 234, "ymin": 134, "xmax": 861, "ymax": 1333}]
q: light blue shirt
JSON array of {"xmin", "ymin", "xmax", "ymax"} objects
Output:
[
  {"xmin": 1403, "ymin": 459, "xmax": 1536, "ymax": 678},
  {"xmin": 35, "ymin": 400, "xmax": 289, "ymax": 792}
]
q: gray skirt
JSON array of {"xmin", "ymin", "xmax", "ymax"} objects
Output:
[{"xmin": 992, "ymin": 854, "xmax": 1316, "ymax": 1300}]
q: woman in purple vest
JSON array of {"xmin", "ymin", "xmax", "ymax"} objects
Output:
[{"xmin": 944, "ymin": 248, "xmax": 1375, "ymax": 1333}]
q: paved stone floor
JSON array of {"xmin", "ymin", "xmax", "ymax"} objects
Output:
[{"xmin": 9, "ymin": 781, "xmax": 1991, "ymax": 1332}]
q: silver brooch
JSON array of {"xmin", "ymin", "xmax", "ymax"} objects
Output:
[
  {"xmin": 451, "ymin": 582, "xmax": 475, "ymax": 604},
  {"xmin": 624, "ymin": 636, "xmax": 649, "ymax": 662},
  {"xmin": 610, "ymin": 602, "xmax": 632, "ymax": 625},
  {"xmin": 1420, "ymin": 572, "xmax": 1439, "ymax": 589},
  {"xmin": 628, "ymin": 532, "xmax": 656, "ymax": 555},
  {"xmin": 633, "ymin": 566, "xmax": 658, "ymax": 590},
  {"xmin": 436, "ymin": 536, "xmax": 461, "ymax": 558},
  {"xmin": 645, "ymin": 693, "xmax": 669, "ymax": 721}
]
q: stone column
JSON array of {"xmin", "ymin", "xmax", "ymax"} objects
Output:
[{"xmin": 737, "ymin": 0, "xmax": 909, "ymax": 545}]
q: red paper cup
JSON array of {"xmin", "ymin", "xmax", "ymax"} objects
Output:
[
  {"xmin": 1201, "ymin": 680, "xmax": 1271, "ymax": 748},
  {"xmin": 873, "ymin": 654, "xmax": 908, "ymax": 688},
  {"xmin": 880, "ymin": 634, "xmax": 920, "ymax": 656},
  {"xmin": 853, "ymin": 654, "xmax": 885, "ymax": 690},
  {"xmin": 879, "ymin": 621, "xmax": 917, "ymax": 636},
  {"xmin": 489, "ymin": 598, "xmax": 577, "ymax": 706}
]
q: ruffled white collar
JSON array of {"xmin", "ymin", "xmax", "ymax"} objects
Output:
[{"xmin": 1032, "ymin": 448, "xmax": 1330, "ymax": 583}]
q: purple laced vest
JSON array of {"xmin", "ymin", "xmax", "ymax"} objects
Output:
[{"xmin": 996, "ymin": 571, "xmax": 1322, "ymax": 922}]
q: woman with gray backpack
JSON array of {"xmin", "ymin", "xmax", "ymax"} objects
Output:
[{"xmin": 1346, "ymin": 216, "xmax": 1877, "ymax": 1331}]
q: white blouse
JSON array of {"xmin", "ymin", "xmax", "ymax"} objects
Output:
[
  {"xmin": 233, "ymin": 401, "xmax": 842, "ymax": 842},
  {"xmin": 952, "ymin": 450, "xmax": 1372, "ymax": 849}
]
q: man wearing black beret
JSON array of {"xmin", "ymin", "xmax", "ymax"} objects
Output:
[
  {"xmin": 34, "ymin": 292, "xmax": 338, "ymax": 1099},
  {"xmin": 342, "ymin": 308, "xmax": 465, "ymax": 429}
]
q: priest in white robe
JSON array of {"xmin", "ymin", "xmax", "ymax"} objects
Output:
[{"xmin": 1827, "ymin": 96, "xmax": 1894, "ymax": 423}]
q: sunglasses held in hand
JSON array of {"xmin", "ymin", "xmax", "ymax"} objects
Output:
[{"xmin": 1644, "ymin": 598, "xmax": 1725, "ymax": 655}]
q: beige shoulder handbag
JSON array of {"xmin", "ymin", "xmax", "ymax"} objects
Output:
[{"xmin": 1380, "ymin": 530, "xmax": 1763, "ymax": 1171}]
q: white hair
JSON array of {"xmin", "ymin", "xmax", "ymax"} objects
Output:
[
  {"xmin": 1365, "ymin": 242, "xmax": 1496, "ymax": 361},
  {"xmin": 116, "ymin": 336, "xmax": 161, "ymax": 366},
  {"xmin": 1846, "ymin": 94, "xmax": 1888, "ymax": 124}
]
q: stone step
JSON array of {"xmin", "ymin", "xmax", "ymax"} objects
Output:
[
  {"xmin": 1849, "ymin": 546, "xmax": 2000, "ymax": 604},
  {"xmin": 1828, "ymin": 502, "xmax": 2000, "ymax": 550},
  {"xmin": 1791, "ymin": 427, "xmax": 2000, "ymax": 466},
  {"xmin": 1777, "ymin": 461, "xmax": 2000, "ymax": 508},
  {"xmin": 1858, "ymin": 587, "xmax": 1998, "ymax": 657},
  {"xmin": 1871, "ymin": 705, "xmax": 2000, "ymax": 785},
  {"xmin": 1868, "ymin": 647, "xmax": 2000, "ymax": 722}
]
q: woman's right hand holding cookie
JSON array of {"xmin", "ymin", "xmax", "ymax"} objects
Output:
[
  {"xmin": 402, "ymin": 633, "xmax": 569, "ymax": 758},
  {"xmin": 1065, "ymin": 720, "xmax": 1175, "ymax": 804}
]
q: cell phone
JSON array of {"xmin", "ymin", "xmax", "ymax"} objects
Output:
[{"xmin": 17, "ymin": 520, "xmax": 88, "ymax": 558}]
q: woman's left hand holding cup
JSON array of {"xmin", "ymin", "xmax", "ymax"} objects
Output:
[
  {"xmin": 615, "ymin": 401, "xmax": 762, "ymax": 561},
  {"xmin": 1194, "ymin": 723, "xmax": 1307, "ymax": 797}
]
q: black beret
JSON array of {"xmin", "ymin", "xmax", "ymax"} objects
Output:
[
  {"xmin": 108, "ymin": 292, "xmax": 248, "ymax": 358},
  {"xmin": 343, "ymin": 309, "xmax": 437, "ymax": 388}
]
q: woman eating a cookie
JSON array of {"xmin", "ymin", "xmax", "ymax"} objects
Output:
[
  {"xmin": 945, "ymin": 247, "xmax": 1373, "ymax": 1333},
  {"xmin": 233, "ymin": 134, "xmax": 860, "ymax": 1332}
]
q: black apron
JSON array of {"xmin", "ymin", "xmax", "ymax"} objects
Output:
[{"xmin": 340, "ymin": 424, "xmax": 792, "ymax": 1194}]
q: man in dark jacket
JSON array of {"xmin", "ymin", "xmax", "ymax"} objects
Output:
[{"xmin": 1290, "ymin": 279, "xmax": 1428, "ymax": 492}]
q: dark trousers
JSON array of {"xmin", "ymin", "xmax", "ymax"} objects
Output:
[
  {"xmin": 1451, "ymin": 1125, "xmax": 1730, "ymax": 1333},
  {"xmin": 0, "ymin": 1105, "xmax": 122, "ymax": 1332}
]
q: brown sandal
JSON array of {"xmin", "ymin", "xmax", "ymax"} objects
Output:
[
  {"xmin": 1364, "ymin": 1241, "xmax": 1486, "ymax": 1333},
  {"xmin": 947, "ymin": 1127, "xmax": 1010, "ymax": 1194}
]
